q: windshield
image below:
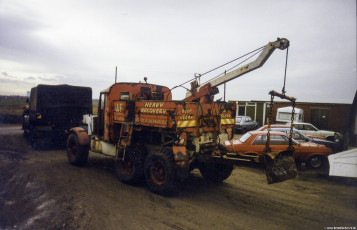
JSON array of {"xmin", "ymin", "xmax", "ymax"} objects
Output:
[
  {"xmin": 236, "ymin": 117, "xmax": 242, "ymax": 122},
  {"xmin": 239, "ymin": 132, "xmax": 252, "ymax": 143},
  {"xmin": 270, "ymin": 128, "xmax": 309, "ymax": 141},
  {"xmin": 305, "ymin": 124, "xmax": 318, "ymax": 131},
  {"xmin": 292, "ymin": 139, "xmax": 299, "ymax": 145},
  {"xmin": 294, "ymin": 129, "xmax": 309, "ymax": 140}
]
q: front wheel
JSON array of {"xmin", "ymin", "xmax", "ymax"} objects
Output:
[
  {"xmin": 67, "ymin": 134, "xmax": 89, "ymax": 166},
  {"xmin": 144, "ymin": 148, "xmax": 178, "ymax": 194},
  {"xmin": 307, "ymin": 155, "xmax": 325, "ymax": 169},
  {"xmin": 199, "ymin": 162, "xmax": 233, "ymax": 182},
  {"xmin": 115, "ymin": 148, "xmax": 144, "ymax": 184}
]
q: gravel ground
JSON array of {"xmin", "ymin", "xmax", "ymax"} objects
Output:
[{"xmin": 0, "ymin": 126, "xmax": 356, "ymax": 230}]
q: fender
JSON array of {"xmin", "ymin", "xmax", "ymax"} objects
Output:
[
  {"xmin": 70, "ymin": 127, "xmax": 90, "ymax": 145},
  {"xmin": 172, "ymin": 145, "xmax": 189, "ymax": 181},
  {"xmin": 172, "ymin": 145, "xmax": 188, "ymax": 162}
]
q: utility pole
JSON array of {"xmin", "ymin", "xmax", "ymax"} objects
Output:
[
  {"xmin": 115, "ymin": 66, "xmax": 117, "ymax": 83},
  {"xmin": 224, "ymin": 82, "xmax": 226, "ymax": 101}
]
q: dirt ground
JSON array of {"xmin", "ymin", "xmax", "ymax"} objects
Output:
[{"xmin": 0, "ymin": 126, "xmax": 356, "ymax": 230}]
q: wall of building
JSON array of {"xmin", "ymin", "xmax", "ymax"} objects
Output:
[
  {"xmin": 273, "ymin": 102, "xmax": 351, "ymax": 133},
  {"xmin": 234, "ymin": 100, "xmax": 352, "ymax": 134}
]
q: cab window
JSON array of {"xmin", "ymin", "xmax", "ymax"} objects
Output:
[
  {"xmin": 100, "ymin": 93, "xmax": 108, "ymax": 109},
  {"xmin": 120, "ymin": 92, "xmax": 130, "ymax": 100}
]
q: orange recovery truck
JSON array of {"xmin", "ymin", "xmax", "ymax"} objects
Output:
[{"xmin": 66, "ymin": 38, "xmax": 295, "ymax": 194}]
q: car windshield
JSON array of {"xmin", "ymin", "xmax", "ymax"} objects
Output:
[
  {"xmin": 270, "ymin": 128, "xmax": 309, "ymax": 141},
  {"xmin": 293, "ymin": 129, "xmax": 310, "ymax": 140},
  {"xmin": 236, "ymin": 117, "xmax": 242, "ymax": 122},
  {"xmin": 292, "ymin": 123, "xmax": 319, "ymax": 131},
  {"xmin": 292, "ymin": 138, "xmax": 299, "ymax": 145},
  {"xmin": 239, "ymin": 132, "xmax": 252, "ymax": 143},
  {"xmin": 304, "ymin": 124, "xmax": 318, "ymax": 131}
]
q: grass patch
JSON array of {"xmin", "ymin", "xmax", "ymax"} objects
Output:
[
  {"xmin": 0, "ymin": 96, "xmax": 26, "ymax": 124},
  {"xmin": 0, "ymin": 96, "xmax": 99, "ymax": 124},
  {"xmin": 92, "ymin": 99, "xmax": 98, "ymax": 115}
]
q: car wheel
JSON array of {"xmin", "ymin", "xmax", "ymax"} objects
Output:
[{"xmin": 307, "ymin": 155, "xmax": 324, "ymax": 169}]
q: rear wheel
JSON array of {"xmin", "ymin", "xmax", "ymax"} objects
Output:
[
  {"xmin": 199, "ymin": 162, "xmax": 233, "ymax": 182},
  {"xmin": 144, "ymin": 148, "xmax": 177, "ymax": 194},
  {"xmin": 307, "ymin": 155, "xmax": 324, "ymax": 169},
  {"xmin": 115, "ymin": 148, "xmax": 144, "ymax": 184},
  {"xmin": 67, "ymin": 134, "xmax": 89, "ymax": 166}
]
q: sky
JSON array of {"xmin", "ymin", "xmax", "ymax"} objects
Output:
[{"xmin": 0, "ymin": 0, "xmax": 356, "ymax": 103}]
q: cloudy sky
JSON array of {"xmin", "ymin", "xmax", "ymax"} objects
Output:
[{"xmin": 0, "ymin": 0, "xmax": 356, "ymax": 103}]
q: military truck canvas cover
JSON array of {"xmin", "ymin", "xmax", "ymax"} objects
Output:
[{"xmin": 29, "ymin": 84, "xmax": 92, "ymax": 113}]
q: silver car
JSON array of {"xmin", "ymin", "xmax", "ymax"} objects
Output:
[
  {"xmin": 286, "ymin": 122, "xmax": 344, "ymax": 151},
  {"xmin": 235, "ymin": 116, "xmax": 258, "ymax": 133}
]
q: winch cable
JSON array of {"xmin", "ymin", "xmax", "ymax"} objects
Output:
[
  {"xmin": 198, "ymin": 45, "xmax": 266, "ymax": 78},
  {"xmin": 266, "ymin": 46, "xmax": 295, "ymax": 151},
  {"xmin": 281, "ymin": 47, "xmax": 295, "ymax": 147},
  {"xmin": 200, "ymin": 47, "xmax": 264, "ymax": 86},
  {"xmin": 281, "ymin": 47, "xmax": 289, "ymax": 95}
]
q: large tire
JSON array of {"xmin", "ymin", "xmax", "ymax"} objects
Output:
[
  {"xmin": 144, "ymin": 148, "xmax": 177, "ymax": 194},
  {"xmin": 115, "ymin": 147, "xmax": 145, "ymax": 184},
  {"xmin": 307, "ymin": 155, "xmax": 325, "ymax": 169},
  {"xmin": 199, "ymin": 162, "xmax": 233, "ymax": 182},
  {"xmin": 67, "ymin": 134, "xmax": 89, "ymax": 166}
]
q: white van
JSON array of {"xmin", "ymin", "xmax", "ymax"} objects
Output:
[{"xmin": 276, "ymin": 106, "xmax": 304, "ymax": 123}]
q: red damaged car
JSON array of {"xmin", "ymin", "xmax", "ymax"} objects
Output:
[{"xmin": 224, "ymin": 131, "xmax": 333, "ymax": 168}]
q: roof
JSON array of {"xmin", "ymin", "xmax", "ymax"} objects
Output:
[
  {"xmin": 287, "ymin": 122, "xmax": 312, "ymax": 125},
  {"xmin": 258, "ymin": 124, "xmax": 292, "ymax": 130},
  {"xmin": 29, "ymin": 84, "xmax": 92, "ymax": 112},
  {"xmin": 249, "ymin": 130, "xmax": 287, "ymax": 136}
]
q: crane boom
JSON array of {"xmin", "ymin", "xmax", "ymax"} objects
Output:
[{"xmin": 184, "ymin": 38, "xmax": 289, "ymax": 102}]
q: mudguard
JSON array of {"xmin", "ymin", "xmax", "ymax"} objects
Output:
[
  {"xmin": 172, "ymin": 145, "xmax": 189, "ymax": 181},
  {"xmin": 172, "ymin": 145, "xmax": 188, "ymax": 162},
  {"xmin": 70, "ymin": 127, "xmax": 90, "ymax": 146}
]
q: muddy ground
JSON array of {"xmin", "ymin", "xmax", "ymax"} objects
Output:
[{"xmin": 0, "ymin": 126, "xmax": 356, "ymax": 230}]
